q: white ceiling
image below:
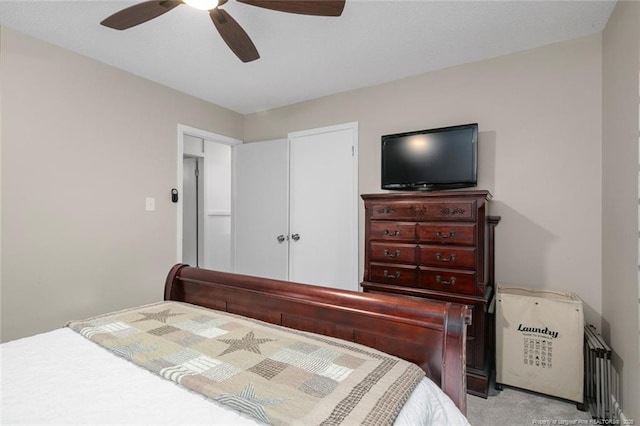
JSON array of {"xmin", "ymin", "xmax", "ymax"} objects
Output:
[{"xmin": 0, "ymin": 0, "xmax": 616, "ymax": 114}]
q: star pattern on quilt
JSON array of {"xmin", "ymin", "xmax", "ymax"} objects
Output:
[
  {"xmin": 218, "ymin": 331, "xmax": 276, "ymax": 356},
  {"xmin": 213, "ymin": 382, "xmax": 285, "ymax": 424},
  {"xmin": 133, "ymin": 309, "xmax": 183, "ymax": 323}
]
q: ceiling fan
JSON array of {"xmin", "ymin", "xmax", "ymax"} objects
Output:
[{"xmin": 100, "ymin": 0, "xmax": 346, "ymax": 63}]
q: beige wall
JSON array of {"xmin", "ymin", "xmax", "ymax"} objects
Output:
[
  {"xmin": 602, "ymin": 0, "xmax": 640, "ymax": 419},
  {"xmin": 0, "ymin": 27, "xmax": 244, "ymax": 342},
  {"xmin": 245, "ymin": 35, "xmax": 604, "ymax": 327}
]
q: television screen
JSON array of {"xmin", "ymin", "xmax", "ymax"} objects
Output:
[{"xmin": 381, "ymin": 123, "xmax": 478, "ymax": 191}]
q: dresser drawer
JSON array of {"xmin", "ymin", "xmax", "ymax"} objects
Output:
[
  {"xmin": 418, "ymin": 267, "xmax": 479, "ymax": 296},
  {"xmin": 370, "ymin": 242, "xmax": 416, "ymax": 264},
  {"xmin": 417, "ymin": 223, "xmax": 476, "ymax": 246},
  {"xmin": 370, "ymin": 201, "xmax": 476, "ymax": 221},
  {"xmin": 369, "ymin": 263, "xmax": 418, "ymax": 286},
  {"xmin": 370, "ymin": 221, "xmax": 416, "ymax": 242},
  {"xmin": 419, "ymin": 245, "xmax": 476, "ymax": 269}
]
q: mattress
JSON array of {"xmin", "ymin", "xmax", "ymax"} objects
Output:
[{"xmin": 1, "ymin": 328, "xmax": 469, "ymax": 425}]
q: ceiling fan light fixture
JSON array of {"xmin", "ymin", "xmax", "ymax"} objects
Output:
[
  {"xmin": 183, "ymin": 0, "xmax": 219, "ymax": 10},
  {"xmin": 101, "ymin": 0, "xmax": 345, "ymax": 62}
]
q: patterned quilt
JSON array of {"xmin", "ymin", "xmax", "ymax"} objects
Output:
[{"xmin": 67, "ymin": 301, "xmax": 425, "ymax": 425}]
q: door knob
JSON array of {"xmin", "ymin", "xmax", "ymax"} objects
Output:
[
  {"xmin": 291, "ymin": 233, "xmax": 300, "ymax": 241},
  {"xmin": 277, "ymin": 234, "xmax": 287, "ymax": 243}
]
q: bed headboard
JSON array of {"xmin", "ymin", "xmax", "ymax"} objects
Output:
[{"xmin": 164, "ymin": 264, "xmax": 471, "ymax": 414}]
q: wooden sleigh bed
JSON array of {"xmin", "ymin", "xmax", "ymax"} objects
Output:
[
  {"xmin": 164, "ymin": 264, "xmax": 471, "ymax": 414},
  {"xmin": 1, "ymin": 264, "xmax": 471, "ymax": 425}
]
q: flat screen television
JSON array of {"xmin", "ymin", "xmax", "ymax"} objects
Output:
[{"xmin": 381, "ymin": 123, "xmax": 478, "ymax": 191}]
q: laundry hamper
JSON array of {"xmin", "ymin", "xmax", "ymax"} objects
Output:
[{"xmin": 495, "ymin": 284, "xmax": 584, "ymax": 404}]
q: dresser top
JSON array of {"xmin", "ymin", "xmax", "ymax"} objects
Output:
[{"xmin": 361, "ymin": 190, "xmax": 492, "ymax": 201}]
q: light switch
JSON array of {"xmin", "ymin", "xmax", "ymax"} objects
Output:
[{"xmin": 145, "ymin": 197, "xmax": 156, "ymax": 212}]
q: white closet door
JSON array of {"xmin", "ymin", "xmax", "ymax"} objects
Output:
[
  {"xmin": 288, "ymin": 123, "xmax": 358, "ymax": 291},
  {"xmin": 233, "ymin": 139, "xmax": 289, "ymax": 280}
]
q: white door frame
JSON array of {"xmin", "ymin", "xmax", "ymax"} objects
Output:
[{"xmin": 176, "ymin": 124, "xmax": 241, "ymax": 264}]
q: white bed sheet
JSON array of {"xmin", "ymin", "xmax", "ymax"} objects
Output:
[{"xmin": 1, "ymin": 328, "xmax": 469, "ymax": 426}]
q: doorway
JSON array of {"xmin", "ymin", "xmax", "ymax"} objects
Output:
[
  {"xmin": 182, "ymin": 156, "xmax": 204, "ymax": 267},
  {"xmin": 177, "ymin": 124, "xmax": 241, "ymax": 270}
]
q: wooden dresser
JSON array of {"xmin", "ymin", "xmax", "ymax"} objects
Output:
[{"xmin": 360, "ymin": 190, "xmax": 499, "ymax": 398}]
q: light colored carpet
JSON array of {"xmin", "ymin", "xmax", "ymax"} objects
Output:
[{"xmin": 467, "ymin": 386, "xmax": 591, "ymax": 426}]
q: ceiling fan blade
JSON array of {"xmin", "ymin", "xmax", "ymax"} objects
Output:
[
  {"xmin": 237, "ymin": 0, "xmax": 345, "ymax": 16},
  {"xmin": 101, "ymin": 1, "xmax": 183, "ymax": 30},
  {"xmin": 210, "ymin": 9, "xmax": 260, "ymax": 63}
]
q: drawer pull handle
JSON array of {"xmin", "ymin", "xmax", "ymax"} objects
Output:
[
  {"xmin": 436, "ymin": 253, "xmax": 456, "ymax": 262},
  {"xmin": 383, "ymin": 270, "xmax": 401, "ymax": 279},
  {"xmin": 383, "ymin": 249, "xmax": 401, "ymax": 258},
  {"xmin": 435, "ymin": 231, "xmax": 456, "ymax": 239},
  {"xmin": 377, "ymin": 207, "xmax": 395, "ymax": 215},
  {"xmin": 436, "ymin": 275, "xmax": 456, "ymax": 285},
  {"xmin": 383, "ymin": 229, "xmax": 400, "ymax": 236}
]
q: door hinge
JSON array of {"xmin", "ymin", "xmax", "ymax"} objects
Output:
[{"xmin": 351, "ymin": 146, "xmax": 354, "ymax": 156}]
